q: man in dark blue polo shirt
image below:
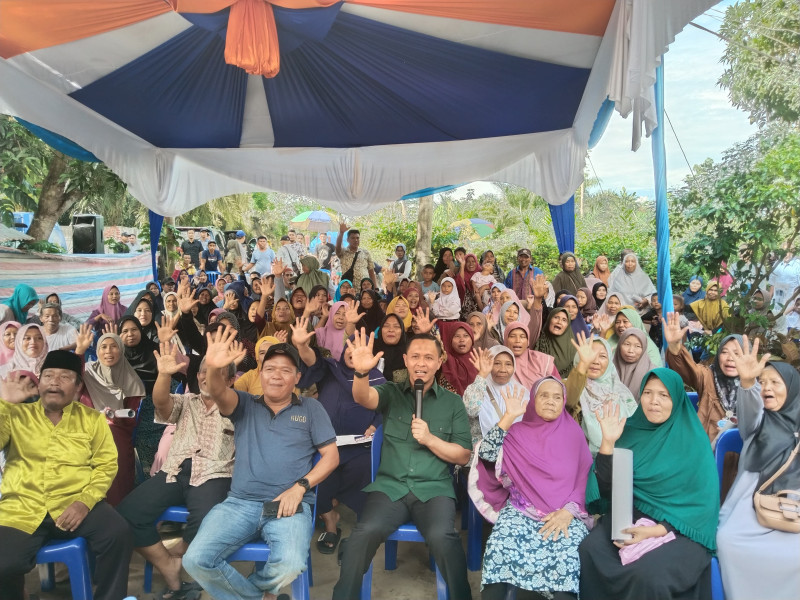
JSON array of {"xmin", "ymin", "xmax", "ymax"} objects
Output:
[
  {"xmin": 183, "ymin": 329, "xmax": 339, "ymax": 600},
  {"xmin": 332, "ymin": 331, "xmax": 472, "ymax": 600}
]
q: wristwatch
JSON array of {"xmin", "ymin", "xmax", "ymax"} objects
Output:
[
  {"xmin": 354, "ymin": 371, "xmax": 370, "ymax": 379},
  {"xmin": 295, "ymin": 478, "xmax": 311, "ymax": 492}
]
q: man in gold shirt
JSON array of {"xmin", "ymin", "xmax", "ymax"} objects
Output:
[{"xmin": 0, "ymin": 350, "xmax": 133, "ymax": 600}]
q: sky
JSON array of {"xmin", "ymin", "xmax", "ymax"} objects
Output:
[{"xmin": 466, "ymin": 1, "xmax": 757, "ymax": 201}]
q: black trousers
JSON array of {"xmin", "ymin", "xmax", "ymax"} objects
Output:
[
  {"xmin": 332, "ymin": 491, "xmax": 471, "ymax": 600},
  {"xmin": 116, "ymin": 459, "xmax": 231, "ymax": 548},
  {"xmin": 482, "ymin": 583, "xmax": 577, "ymax": 600},
  {"xmin": 0, "ymin": 501, "xmax": 133, "ymax": 600}
]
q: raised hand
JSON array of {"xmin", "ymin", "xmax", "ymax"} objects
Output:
[
  {"xmin": 290, "ymin": 316, "xmax": 316, "ymax": 347},
  {"xmin": 261, "ymin": 276, "xmax": 276, "ymax": 298},
  {"xmin": 413, "ymin": 307, "xmax": 438, "ymax": 334},
  {"xmin": 469, "ymin": 347, "xmax": 493, "ymax": 379},
  {"xmin": 177, "ymin": 291, "xmax": 199, "ymax": 314},
  {"xmin": 102, "ymin": 321, "xmax": 118, "ymax": 336},
  {"xmin": 230, "ymin": 340, "xmax": 246, "ymax": 367},
  {"xmin": 346, "ymin": 328, "xmax": 383, "ymax": 373},
  {"xmin": 223, "ymin": 290, "xmax": 237, "ymax": 310},
  {"xmin": 571, "ymin": 331, "xmax": 601, "ymax": 368},
  {"xmin": 731, "ymin": 334, "xmax": 771, "ymax": 388},
  {"xmin": 532, "ymin": 274, "xmax": 548, "ymax": 300},
  {"xmin": 382, "ymin": 270, "xmax": 397, "ymax": 290},
  {"xmin": 427, "ymin": 291, "xmax": 437, "ymax": 305},
  {"xmin": 485, "ymin": 311, "xmax": 496, "ymax": 331},
  {"xmin": 339, "ymin": 221, "xmax": 349, "ymax": 234},
  {"xmin": 592, "ymin": 313, "xmax": 611, "ymax": 335},
  {"xmin": 153, "ymin": 341, "xmax": 183, "ymax": 376},
  {"xmin": 345, "ymin": 301, "xmax": 362, "ymax": 324},
  {"xmin": 500, "ymin": 384, "xmax": 528, "ymax": 420},
  {"xmin": 204, "ymin": 326, "xmax": 247, "ymax": 369},
  {"xmin": 156, "ymin": 314, "xmax": 178, "ymax": 343},
  {"xmin": 595, "ymin": 402, "xmax": 626, "ymax": 452},
  {"xmin": 176, "ymin": 280, "xmax": 192, "ymax": 300},
  {"xmin": 320, "ymin": 301, "xmax": 331, "ymax": 320},
  {"xmin": 271, "ymin": 259, "xmax": 285, "ymax": 276},
  {"xmin": 275, "ymin": 329, "xmax": 288, "ymax": 343},
  {"xmin": 0, "ymin": 370, "xmax": 39, "ymax": 404},
  {"xmin": 75, "ymin": 323, "xmax": 94, "ymax": 356},
  {"xmin": 661, "ymin": 311, "xmax": 688, "ymax": 352}
]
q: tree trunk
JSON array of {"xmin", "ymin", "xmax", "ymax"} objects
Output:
[
  {"xmin": 27, "ymin": 151, "xmax": 77, "ymax": 242},
  {"xmin": 415, "ymin": 195, "xmax": 433, "ymax": 278}
]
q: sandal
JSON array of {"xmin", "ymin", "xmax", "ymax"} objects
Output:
[
  {"xmin": 316, "ymin": 527, "xmax": 342, "ymax": 554},
  {"xmin": 157, "ymin": 581, "xmax": 202, "ymax": 600}
]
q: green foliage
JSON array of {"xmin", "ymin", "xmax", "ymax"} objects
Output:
[
  {"xmin": 719, "ymin": 0, "xmax": 800, "ymax": 125},
  {"xmin": 104, "ymin": 238, "xmax": 129, "ymax": 254},
  {"xmin": 17, "ymin": 240, "xmax": 65, "ymax": 254},
  {"xmin": 672, "ymin": 126, "xmax": 800, "ymax": 337}
]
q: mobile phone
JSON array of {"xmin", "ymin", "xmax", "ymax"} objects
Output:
[{"xmin": 262, "ymin": 500, "xmax": 304, "ymax": 518}]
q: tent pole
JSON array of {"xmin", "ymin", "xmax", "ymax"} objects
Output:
[
  {"xmin": 651, "ymin": 59, "xmax": 674, "ymax": 343},
  {"xmin": 148, "ymin": 210, "xmax": 164, "ymax": 283}
]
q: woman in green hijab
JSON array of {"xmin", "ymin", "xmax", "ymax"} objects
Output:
[
  {"xmin": 296, "ymin": 255, "xmax": 330, "ymax": 297},
  {"xmin": 579, "ymin": 368, "xmax": 719, "ymax": 600},
  {"xmin": 532, "ymin": 307, "xmax": 577, "ymax": 379}
]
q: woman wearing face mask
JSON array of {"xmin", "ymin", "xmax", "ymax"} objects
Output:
[
  {"xmin": 292, "ymin": 319, "xmax": 384, "ymax": 555},
  {"xmin": 579, "ymin": 369, "xmax": 719, "ymax": 600},
  {"xmin": 470, "ymin": 378, "xmax": 593, "ymax": 600},
  {"xmin": 463, "ymin": 346, "xmax": 528, "ymax": 446},
  {"xmin": 716, "ymin": 338, "xmax": 800, "ymax": 600},
  {"xmin": 663, "ymin": 312, "xmax": 745, "ymax": 442},
  {"xmin": 612, "ymin": 328, "xmax": 656, "ymax": 402},
  {"xmin": 0, "ymin": 324, "xmax": 48, "ymax": 379},
  {"xmin": 566, "ymin": 333, "xmax": 638, "ymax": 455},
  {"xmin": 78, "ymin": 331, "xmax": 145, "ymax": 505}
]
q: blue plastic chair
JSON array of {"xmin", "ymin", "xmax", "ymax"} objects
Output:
[
  {"xmin": 361, "ymin": 425, "xmax": 449, "ymax": 600},
  {"xmin": 715, "ymin": 428, "xmax": 743, "ymax": 485},
  {"xmin": 458, "ymin": 473, "xmax": 484, "ymax": 571},
  {"xmin": 711, "ymin": 556, "xmax": 724, "ymax": 600},
  {"xmin": 36, "ymin": 537, "xmax": 93, "ymax": 600},
  {"xmin": 688, "ymin": 391, "xmax": 699, "ymax": 412}
]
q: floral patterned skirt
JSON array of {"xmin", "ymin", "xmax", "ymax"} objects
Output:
[{"xmin": 481, "ymin": 503, "xmax": 588, "ymax": 594}]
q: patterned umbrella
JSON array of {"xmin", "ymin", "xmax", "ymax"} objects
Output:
[
  {"xmin": 291, "ymin": 210, "xmax": 335, "ymax": 232},
  {"xmin": 451, "ymin": 218, "xmax": 496, "ymax": 239}
]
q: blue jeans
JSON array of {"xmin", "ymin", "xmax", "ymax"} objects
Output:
[{"xmin": 183, "ymin": 496, "xmax": 312, "ymax": 599}]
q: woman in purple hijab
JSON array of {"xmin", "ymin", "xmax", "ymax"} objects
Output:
[{"xmin": 468, "ymin": 377, "xmax": 593, "ymax": 600}]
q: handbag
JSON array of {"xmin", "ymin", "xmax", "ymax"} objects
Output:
[
  {"xmin": 341, "ymin": 250, "xmax": 360, "ymax": 283},
  {"xmin": 753, "ymin": 438, "xmax": 800, "ymax": 533}
]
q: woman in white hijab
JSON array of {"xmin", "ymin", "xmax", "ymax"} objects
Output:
[
  {"xmin": 463, "ymin": 345, "xmax": 530, "ymax": 446},
  {"xmin": 608, "ymin": 252, "xmax": 656, "ymax": 311}
]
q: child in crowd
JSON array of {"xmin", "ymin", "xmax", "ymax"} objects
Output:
[
  {"xmin": 471, "ymin": 260, "xmax": 497, "ymax": 309},
  {"xmin": 430, "ymin": 277, "xmax": 461, "ymax": 320},
  {"xmin": 420, "ymin": 264, "xmax": 440, "ymax": 295}
]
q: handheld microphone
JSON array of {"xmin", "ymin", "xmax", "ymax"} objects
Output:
[{"xmin": 414, "ymin": 379, "xmax": 424, "ymax": 420}]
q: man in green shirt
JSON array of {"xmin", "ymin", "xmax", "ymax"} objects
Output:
[{"xmin": 332, "ymin": 331, "xmax": 472, "ymax": 600}]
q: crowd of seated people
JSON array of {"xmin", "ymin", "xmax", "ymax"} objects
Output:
[{"xmin": 0, "ymin": 236, "xmax": 798, "ymax": 600}]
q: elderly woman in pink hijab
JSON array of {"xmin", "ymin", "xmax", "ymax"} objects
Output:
[{"xmin": 469, "ymin": 377, "xmax": 593, "ymax": 600}]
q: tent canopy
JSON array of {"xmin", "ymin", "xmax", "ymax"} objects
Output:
[{"xmin": 0, "ymin": 0, "xmax": 714, "ymax": 216}]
